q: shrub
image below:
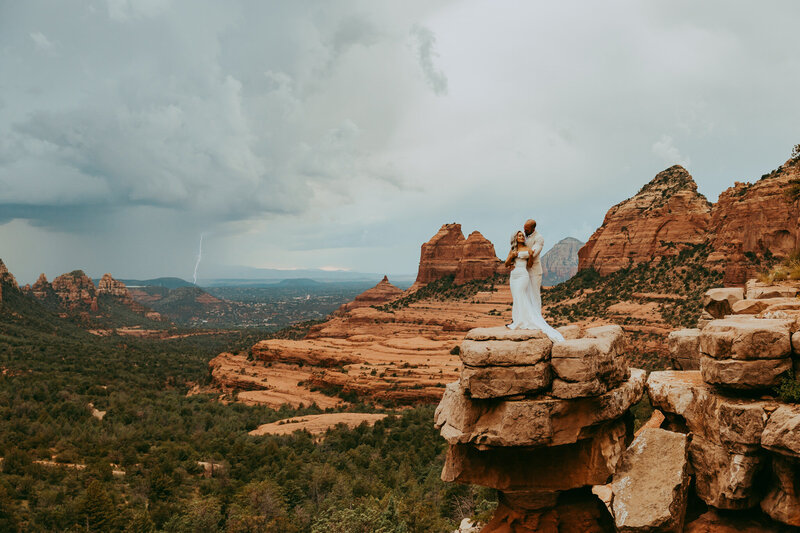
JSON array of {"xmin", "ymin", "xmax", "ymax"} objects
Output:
[{"xmin": 777, "ymin": 376, "xmax": 800, "ymax": 403}]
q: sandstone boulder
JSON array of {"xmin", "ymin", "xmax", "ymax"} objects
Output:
[
  {"xmin": 703, "ymin": 288, "xmax": 745, "ymax": 319},
  {"xmin": 647, "ymin": 371, "xmax": 774, "ymax": 453},
  {"xmin": 690, "ymin": 434, "xmax": 765, "ymax": 510},
  {"xmin": 413, "ymin": 224, "xmax": 501, "ymax": 288},
  {"xmin": 667, "ymin": 328, "xmax": 700, "ymax": 370},
  {"xmin": 732, "ymin": 299, "xmax": 772, "ymax": 315},
  {"xmin": 747, "ymin": 285, "xmax": 800, "ymax": 300},
  {"xmin": 460, "ymin": 337, "xmax": 552, "ymax": 367},
  {"xmin": 435, "ymin": 369, "xmax": 645, "ymax": 448},
  {"xmin": 461, "ymin": 363, "xmax": 551, "ymax": 399},
  {"xmin": 550, "ymin": 325, "xmax": 627, "ymax": 399},
  {"xmin": 700, "ymin": 355, "xmax": 792, "ymax": 390},
  {"xmin": 761, "ymin": 405, "xmax": 800, "ymax": 458},
  {"xmin": 699, "ymin": 318, "xmax": 792, "ymax": 360},
  {"xmin": 609, "ymin": 428, "xmax": 690, "ymax": 532},
  {"xmin": 761, "ymin": 454, "xmax": 800, "ymax": 527},
  {"xmin": 441, "ymin": 420, "xmax": 626, "ymax": 491}
]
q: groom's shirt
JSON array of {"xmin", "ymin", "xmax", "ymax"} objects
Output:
[{"xmin": 525, "ymin": 231, "xmax": 544, "ymax": 264}]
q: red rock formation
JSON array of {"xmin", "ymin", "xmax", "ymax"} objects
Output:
[
  {"xmin": 542, "ymin": 237, "xmax": 583, "ymax": 286},
  {"xmin": 578, "ymin": 166, "xmax": 712, "ymax": 275},
  {"xmin": 413, "ymin": 224, "xmax": 501, "ymax": 288},
  {"xmin": 97, "ymin": 273, "xmax": 129, "ymax": 298},
  {"xmin": 455, "ymin": 231, "xmax": 503, "ymax": 284},
  {"xmin": 0, "ymin": 259, "xmax": 18, "ymax": 289},
  {"xmin": 51, "ymin": 270, "xmax": 97, "ymax": 310},
  {"xmin": 707, "ymin": 158, "xmax": 800, "ymax": 284},
  {"xmin": 336, "ymin": 275, "xmax": 403, "ymax": 314}
]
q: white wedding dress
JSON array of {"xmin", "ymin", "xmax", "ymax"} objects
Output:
[{"xmin": 507, "ymin": 251, "xmax": 564, "ymax": 342}]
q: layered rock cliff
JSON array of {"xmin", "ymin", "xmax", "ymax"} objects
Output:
[
  {"xmin": 707, "ymin": 158, "xmax": 800, "ymax": 284},
  {"xmin": 542, "ymin": 237, "xmax": 583, "ymax": 286},
  {"xmin": 413, "ymin": 224, "xmax": 502, "ymax": 289},
  {"xmin": 579, "ymin": 157, "xmax": 800, "ymax": 285},
  {"xmin": 578, "ymin": 165, "xmax": 712, "ymax": 275}
]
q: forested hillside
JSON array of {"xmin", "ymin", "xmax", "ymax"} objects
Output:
[{"xmin": 0, "ymin": 282, "xmax": 488, "ymax": 532}]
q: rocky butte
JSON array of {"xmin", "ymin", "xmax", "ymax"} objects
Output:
[
  {"xmin": 578, "ymin": 165, "xmax": 712, "ymax": 276},
  {"xmin": 412, "ymin": 223, "xmax": 503, "ymax": 289},
  {"xmin": 579, "ymin": 156, "xmax": 800, "ymax": 285}
]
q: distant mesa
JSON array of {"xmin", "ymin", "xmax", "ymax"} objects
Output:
[
  {"xmin": 277, "ymin": 278, "xmax": 322, "ymax": 287},
  {"xmin": 413, "ymin": 223, "xmax": 502, "ymax": 289},
  {"xmin": 542, "ymin": 237, "xmax": 584, "ymax": 286}
]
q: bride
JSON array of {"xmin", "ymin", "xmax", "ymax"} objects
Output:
[{"xmin": 504, "ymin": 231, "xmax": 564, "ymax": 342}]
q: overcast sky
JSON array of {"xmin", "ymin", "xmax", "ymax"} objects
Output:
[{"xmin": 2, "ymin": 0, "xmax": 799, "ymax": 283}]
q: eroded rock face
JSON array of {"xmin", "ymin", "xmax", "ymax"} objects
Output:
[
  {"xmin": 703, "ymin": 288, "xmax": 744, "ymax": 319},
  {"xmin": 578, "ymin": 165, "xmax": 712, "ymax": 275},
  {"xmin": 707, "ymin": 159, "xmax": 800, "ymax": 284},
  {"xmin": 691, "ymin": 434, "xmax": 766, "ymax": 510},
  {"xmin": 541, "ymin": 237, "xmax": 583, "ymax": 286},
  {"xmin": 441, "ymin": 420, "xmax": 626, "ymax": 491},
  {"xmin": 97, "ymin": 273, "xmax": 132, "ymax": 299},
  {"xmin": 761, "ymin": 405, "xmax": 800, "ymax": 458},
  {"xmin": 747, "ymin": 285, "xmax": 800, "ymax": 300},
  {"xmin": 700, "ymin": 355, "xmax": 792, "ymax": 390},
  {"xmin": 647, "ymin": 371, "xmax": 773, "ymax": 453},
  {"xmin": 609, "ymin": 428, "xmax": 690, "ymax": 532},
  {"xmin": 668, "ymin": 328, "xmax": 701, "ymax": 370},
  {"xmin": 761, "ymin": 455, "xmax": 800, "ymax": 526},
  {"xmin": 481, "ymin": 489, "xmax": 615, "ymax": 533},
  {"xmin": 51, "ymin": 270, "xmax": 97, "ymax": 309},
  {"xmin": 550, "ymin": 325, "xmax": 628, "ymax": 400},
  {"xmin": 434, "ymin": 368, "xmax": 645, "ymax": 448},
  {"xmin": 461, "ymin": 363, "xmax": 551, "ymax": 398},
  {"xmin": 413, "ymin": 224, "xmax": 501, "ymax": 287}
]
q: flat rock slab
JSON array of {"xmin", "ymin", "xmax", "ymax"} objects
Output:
[
  {"xmin": 700, "ymin": 355, "xmax": 791, "ymax": 390},
  {"xmin": 700, "ymin": 317, "xmax": 792, "ymax": 360},
  {"xmin": 465, "ymin": 327, "xmax": 552, "ymax": 342},
  {"xmin": 610, "ymin": 428, "xmax": 689, "ymax": 532},
  {"xmin": 747, "ymin": 285, "xmax": 799, "ymax": 300},
  {"xmin": 435, "ymin": 368, "xmax": 645, "ymax": 448},
  {"xmin": 647, "ymin": 371, "xmax": 776, "ymax": 453},
  {"xmin": 460, "ymin": 338, "xmax": 552, "ymax": 367},
  {"xmin": 762, "ymin": 405, "xmax": 800, "ymax": 458},
  {"xmin": 461, "ymin": 363, "xmax": 551, "ymax": 399},
  {"xmin": 668, "ymin": 328, "xmax": 700, "ymax": 370},
  {"xmin": 441, "ymin": 420, "xmax": 626, "ymax": 492}
]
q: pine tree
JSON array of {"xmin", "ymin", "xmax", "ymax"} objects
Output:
[{"xmin": 80, "ymin": 480, "xmax": 117, "ymax": 532}]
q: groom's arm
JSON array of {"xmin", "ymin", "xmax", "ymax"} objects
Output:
[{"xmin": 530, "ymin": 235, "xmax": 544, "ymax": 259}]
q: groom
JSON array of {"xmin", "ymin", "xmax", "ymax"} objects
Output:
[{"xmin": 523, "ymin": 219, "xmax": 544, "ymax": 309}]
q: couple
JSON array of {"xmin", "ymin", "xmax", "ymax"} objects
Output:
[{"xmin": 505, "ymin": 219, "xmax": 564, "ymax": 342}]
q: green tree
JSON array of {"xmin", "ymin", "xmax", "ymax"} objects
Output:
[
  {"xmin": 0, "ymin": 485, "xmax": 20, "ymax": 533},
  {"xmin": 124, "ymin": 508, "xmax": 156, "ymax": 533},
  {"xmin": 311, "ymin": 498, "xmax": 408, "ymax": 533},
  {"xmin": 79, "ymin": 480, "xmax": 117, "ymax": 532}
]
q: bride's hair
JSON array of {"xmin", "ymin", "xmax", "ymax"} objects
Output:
[{"xmin": 509, "ymin": 231, "xmax": 524, "ymax": 251}]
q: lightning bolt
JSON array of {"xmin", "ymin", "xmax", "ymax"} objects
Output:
[{"xmin": 192, "ymin": 233, "xmax": 205, "ymax": 285}]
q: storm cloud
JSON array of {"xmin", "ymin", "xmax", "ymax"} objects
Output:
[{"xmin": 1, "ymin": 1, "xmax": 800, "ymax": 281}]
